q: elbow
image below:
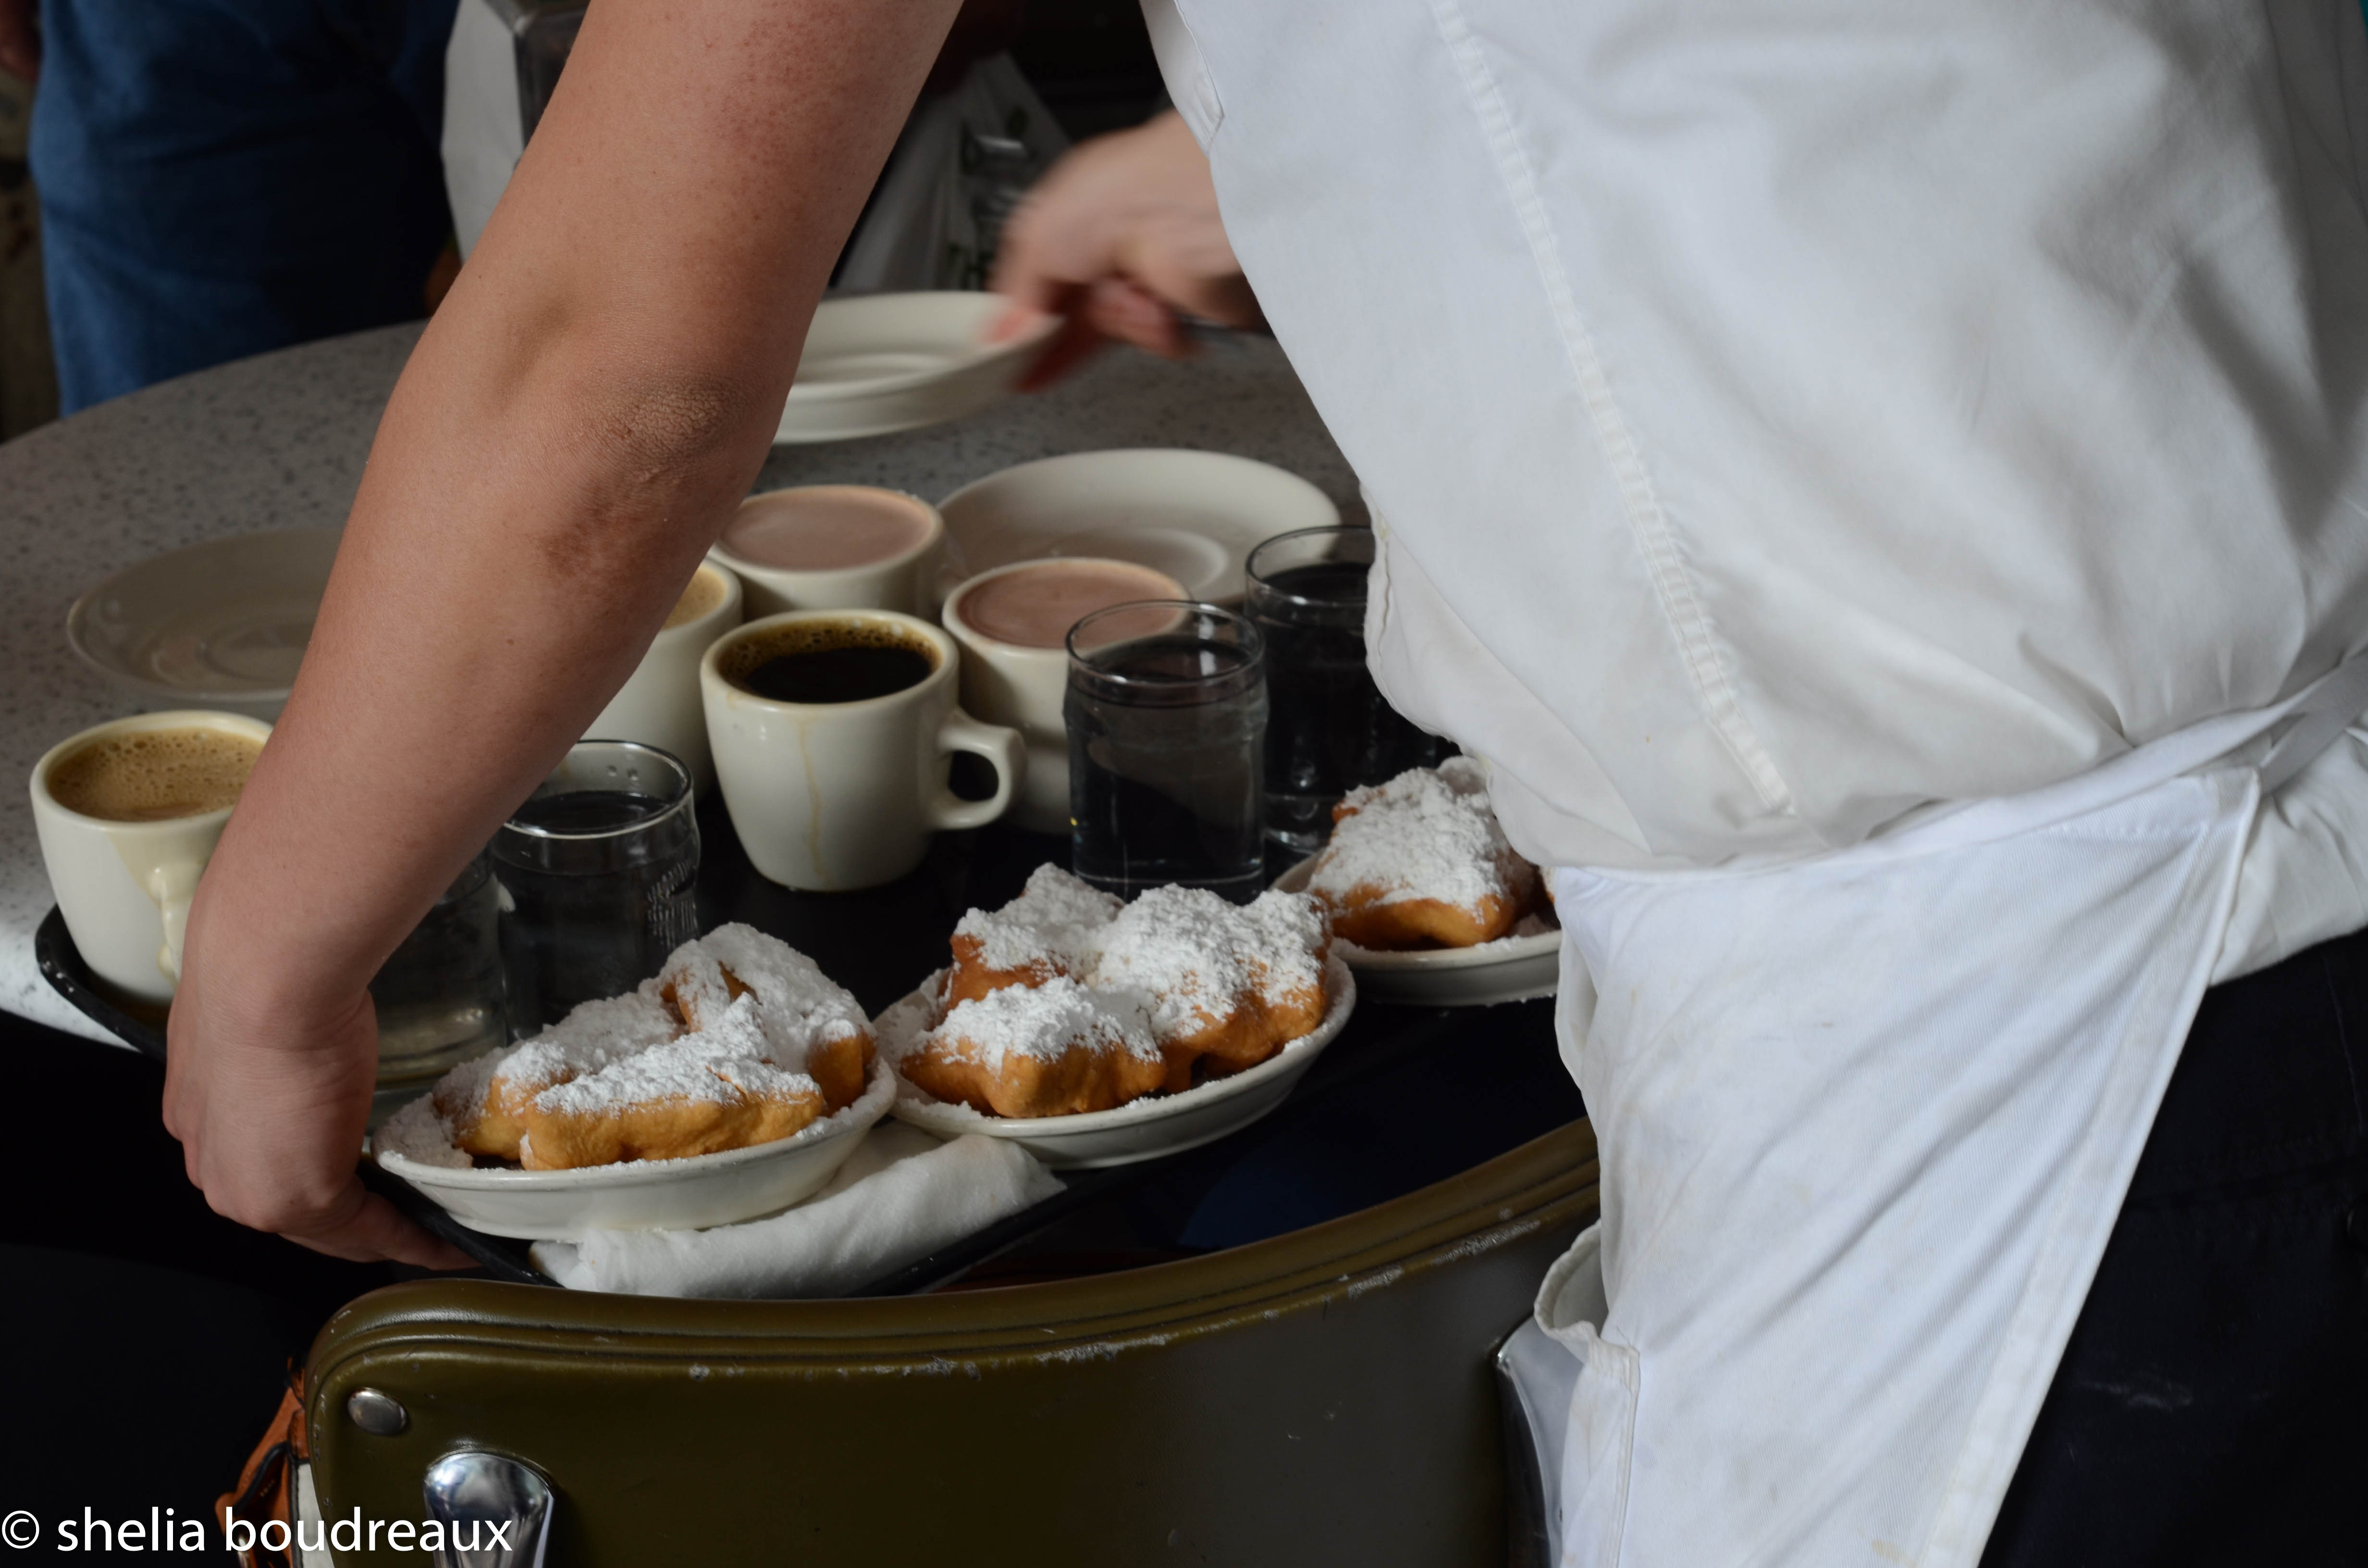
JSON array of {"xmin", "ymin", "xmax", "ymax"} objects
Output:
[
  {"xmin": 577, "ymin": 368, "xmax": 765, "ymax": 489},
  {"xmin": 528, "ymin": 366, "xmax": 772, "ymax": 597}
]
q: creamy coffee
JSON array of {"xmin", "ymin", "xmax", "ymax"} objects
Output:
[
  {"xmin": 953, "ymin": 559, "xmax": 1186, "ymax": 649},
  {"xmin": 662, "ymin": 564, "xmax": 732, "ymax": 629},
  {"xmin": 722, "ymin": 487, "xmax": 935, "ymax": 572},
  {"xmin": 48, "ymin": 726, "xmax": 262, "ymax": 823}
]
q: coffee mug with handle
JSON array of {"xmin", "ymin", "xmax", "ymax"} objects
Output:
[
  {"xmin": 702, "ymin": 610, "xmax": 1023, "ymax": 890},
  {"xmin": 583, "ymin": 558, "xmax": 743, "ymax": 793},
  {"xmin": 31, "ymin": 710, "xmax": 272, "ymax": 1002}
]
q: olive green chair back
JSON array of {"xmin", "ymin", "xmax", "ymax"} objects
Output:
[{"xmin": 308, "ymin": 1120, "xmax": 1598, "ymax": 1567}]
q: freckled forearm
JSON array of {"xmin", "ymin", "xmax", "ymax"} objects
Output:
[{"xmin": 183, "ymin": 0, "xmax": 965, "ymax": 1010}]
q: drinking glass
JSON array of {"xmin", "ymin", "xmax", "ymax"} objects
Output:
[
  {"xmin": 369, "ymin": 852, "xmax": 506, "ymax": 1086},
  {"xmin": 1245, "ymin": 527, "xmax": 1444, "ymax": 852},
  {"xmin": 492, "ymin": 740, "xmax": 700, "ymax": 1035},
  {"xmin": 1065, "ymin": 601, "xmax": 1267, "ymax": 902}
]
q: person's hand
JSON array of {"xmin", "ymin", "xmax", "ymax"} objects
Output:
[
  {"xmin": 163, "ymin": 905, "xmax": 470, "ymax": 1269},
  {"xmin": 0, "ymin": 0, "xmax": 39, "ymax": 82},
  {"xmin": 989, "ymin": 110, "xmax": 1260, "ymax": 388}
]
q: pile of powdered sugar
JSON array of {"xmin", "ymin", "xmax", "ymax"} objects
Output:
[
  {"xmin": 433, "ymin": 983, "xmax": 679, "ymax": 1126},
  {"xmin": 534, "ymin": 994, "xmax": 795, "ymax": 1120},
  {"xmin": 924, "ymin": 976, "xmax": 1161, "ymax": 1069},
  {"xmin": 661, "ymin": 923, "xmax": 871, "ymax": 1073},
  {"xmin": 953, "ymin": 863, "xmax": 1124, "ymax": 975},
  {"xmin": 379, "ymin": 928, "xmax": 871, "ymax": 1170},
  {"xmin": 1087, "ymin": 884, "xmax": 1327, "ymax": 1040},
  {"xmin": 378, "ymin": 1093, "xmax": 476, "ymax": 1168},
  {"xmin": 883, "ymin": 873, "xmax": 1332, "ymax": 1102},
  {"xmin": 1308, "ymin": 757, "xmax": 1527, "ymax": 909}
]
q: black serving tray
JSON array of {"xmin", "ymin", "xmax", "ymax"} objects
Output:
[{"xmin": 38, "ymin": 792, "xmax": 1578, "ymax": 1297}]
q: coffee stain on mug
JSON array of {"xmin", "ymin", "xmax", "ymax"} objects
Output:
[{"xmin": 797, "ymin": 717, "xmax": 828, "ymax": 889}]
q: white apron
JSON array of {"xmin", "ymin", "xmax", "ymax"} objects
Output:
[{"xmin": 1507, "ymin": 657, "xmax": 2368, "ymax": 1567}]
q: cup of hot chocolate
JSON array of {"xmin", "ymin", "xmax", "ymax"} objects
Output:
[
  {"xmin": 942, "ymin": 557, "xmax": 1187, "ymax": 834},
  {"xmin": 710, "ymin": 484, "xmax": 949, "ymax": 620},
  {"xmin": 30, "ymin": 710, "xmax": 271, "ymax": 1001},
  {"xmin": 583, "ymin": 559, "xmax": 742, "ymax": 792},
  {"xmin": 700, "ymin": 611, "xmax": 1024, "ymax": 890}
]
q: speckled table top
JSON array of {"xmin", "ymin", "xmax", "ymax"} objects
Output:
[{"xmin": 0, "ymin": 322, "xmax": 1353, "ymax": 1044}]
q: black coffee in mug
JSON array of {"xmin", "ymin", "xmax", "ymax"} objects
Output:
[{"xmin": 721, "ymin": 621, "xmax": 936, "ymax": 704}]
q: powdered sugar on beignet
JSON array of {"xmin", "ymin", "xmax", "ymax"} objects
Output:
[
  {"xmin": 945, "ymin": 863, "xmax": 1124, "ymax": 1007},
  {"xmin": 1307, "ymin": 758, "xmax": 1538, "ymax": 949},
  {"xmin": 659, "ymin": 924, "xmax": 875, "ymax": 1111},
  {"xmin": 896, "ymin": 977, "xmax": 1165, "ymax": 1117},
  {"xmin": 1086, "ymin": 885, "xmax": 1332, "ymax": 1090},
  {"xmin": 440, "ymin": 982, "xmax": 679, "ymax": 1160},
  {"xmin": 517, "ymin": 993, "xmax": 826, "ymax": 1169}
]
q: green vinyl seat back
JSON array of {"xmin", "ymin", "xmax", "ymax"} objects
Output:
[{"xmin": 307, "ymin": 1120, "xmax": 1599, "ymax": 1567}]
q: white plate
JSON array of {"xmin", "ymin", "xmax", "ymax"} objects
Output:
[
  {"xmin": 937, "ymin": 449, "xmax": 1341, "ymax": 603},
  {"xmin": 776, "ymin": 293, "xmax": 1058, "ymax": 444},
  {"xmin": 374, "ymin": 1058, "xmax": 897, "ymax": 1241},
  {"xmin": 878, "ymin": 959, "xmax": 1356, "ymax": 1168},
  {"xmin": 1272, "ymin": 858, "xmax": 1561, "ymax": 1007},
  {"xmin": 66, "ymin": 527, "xmax": 340, "ymax": 719}
]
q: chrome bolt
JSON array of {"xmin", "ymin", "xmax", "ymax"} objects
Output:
[{"xmin": 346, "ymin": 1387, "xmax": 409, "ymax": 1436}]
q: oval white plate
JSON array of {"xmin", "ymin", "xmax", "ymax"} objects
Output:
[
  {"xmin": 67, "ymin": 527, "xmax": 340, "ymax": 719},
  {"xmin": 777, "ymin": 293, "xmax": 1057, "ymax": 444},
  {"xmin": 879, "ymin": 959, "xmax": 1356, "ymax": 1168},
  {"xmin": 1272, "ymin": 858, "xmax": 1560, "ymax": 1007},
  {"xmin": 374, "ymin": 1058, "xmax": 896, "ymax": 1241},
  {"xmin": 937, "ymin": 449, "xmax": 1340, "ymax": 603}
]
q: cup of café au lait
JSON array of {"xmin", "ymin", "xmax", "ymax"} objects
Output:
[
  {"xmin": 582, "ymin": 559, "xmax": 742, "ymax": 792},
  {"xmin": 30, "ymin": 710, "xmax": 271, "ymax": 1001},
  {"xmin": 942, "ymin": 557, "xmax": 1188, "ymax": 834},
  {"xmin": 710, "ymin": 485, "xmax": 948, "ymax": 619},
  {"xmin": 702, "ymin": 611, "xmax": 1024, "ymax": 890}
]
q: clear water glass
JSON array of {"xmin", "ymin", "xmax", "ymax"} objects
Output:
[
  {"xmin": 1065, "ymin": 601, "xmax": 1267, "ymax": 902},
  {"xmin": 492, "ymin": 740, "xmax": 700, "ymax": 1036},
  {"xmin": 1245, "ymin": 526, "xmax": 1444, "ymax": 853},
  {"xmin": 369, "ymin": 851, "xmax": 506, "ymax": 1087}
]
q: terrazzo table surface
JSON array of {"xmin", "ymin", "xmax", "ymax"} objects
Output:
[{"xmin": 0, "ymin": 322, "xmax": 1355, "ymax": 1044}]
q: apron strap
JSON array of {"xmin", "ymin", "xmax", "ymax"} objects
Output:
[{"xmin": 2259, "ymin": 652, "xmax": 2368, "ymax": 795}]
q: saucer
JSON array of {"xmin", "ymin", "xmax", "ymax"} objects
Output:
[
  {"xmin": 776, "ymin": 293, "xmax": 1058, "ymax": 444},
  {"xmin": 877, "ymin": 959, "xmax": 1356, "ymax": 1168},
  {"xmin": 937, "ymin": 449, "xmax": 1341, "ymax": 602},
  {"xmin": 66, "ymin": 527, "xmax": 339, "ymax": 720},
  {"xmin": 373, "ymin": 1058, "xmax": 897, "ymax": 1240},
  {"xmin": 1271, "ymin": 858, "xmax": 1561, "ymax": 1007}
]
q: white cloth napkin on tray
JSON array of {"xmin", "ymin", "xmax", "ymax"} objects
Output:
[{"xmin": 530, "ymin": 1124, "xmax": 1061, "ymax": 1299}]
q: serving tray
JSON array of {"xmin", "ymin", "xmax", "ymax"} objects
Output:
[{"xmin": 38, "ymin": 795, "xmax": 1573, "ymax": 1296}]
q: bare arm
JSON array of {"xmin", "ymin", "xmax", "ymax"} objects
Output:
[{"xmin": 164, "ymin": 0, "xmax": 962, "ymax": 1262}]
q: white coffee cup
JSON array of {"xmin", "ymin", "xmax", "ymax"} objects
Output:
[
  {"xmin": 941, "ymin": 557, "xmax": 1189, "ymax": 834},
  {"xmin": 701, "ymin": 611, "xmax": 1024, "ymax": 890},
  {"xmin": 31, "ymin": 710, "xmax": 272, "ymax": 1002},
  {"xmin": 584, "ymin": 559, "xmax": 743, "ymax": 792},
  {"xmin": 710, "ymin": 485, "xmax": 950, "ymax": 620}
]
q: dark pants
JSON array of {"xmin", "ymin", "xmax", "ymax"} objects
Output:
[
  {"xmin": 29, "ymin": 0, "xmax": 456, "ymax": 412},
  {"xmin": 1984, "ymin": 925, "xmax": 2368, "ymax": 1565}
]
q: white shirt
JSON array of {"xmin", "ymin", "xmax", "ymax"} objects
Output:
[{"xmin": 1147, "ymin": 0, "xmax": 2368, "ymax": 978}]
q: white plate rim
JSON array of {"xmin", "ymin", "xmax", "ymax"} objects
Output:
[
  {"xmin": 65, "ymin": 525, "xmax": 341, "ymax": 704},
  {"xmin": 784, "ymin": 293, "xmax": 1057, "ymax": 405},
  {"xmin": 373, "ymin": 1055, "xmax": 896, "ymax": 1191},
  {"xmin": 880, "ymin": 957, "xmax": 1356, "ymax": 1139},
  {"xmin": 935, "ymin": 448, "xmax": 1341, "ymax": 601}
]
